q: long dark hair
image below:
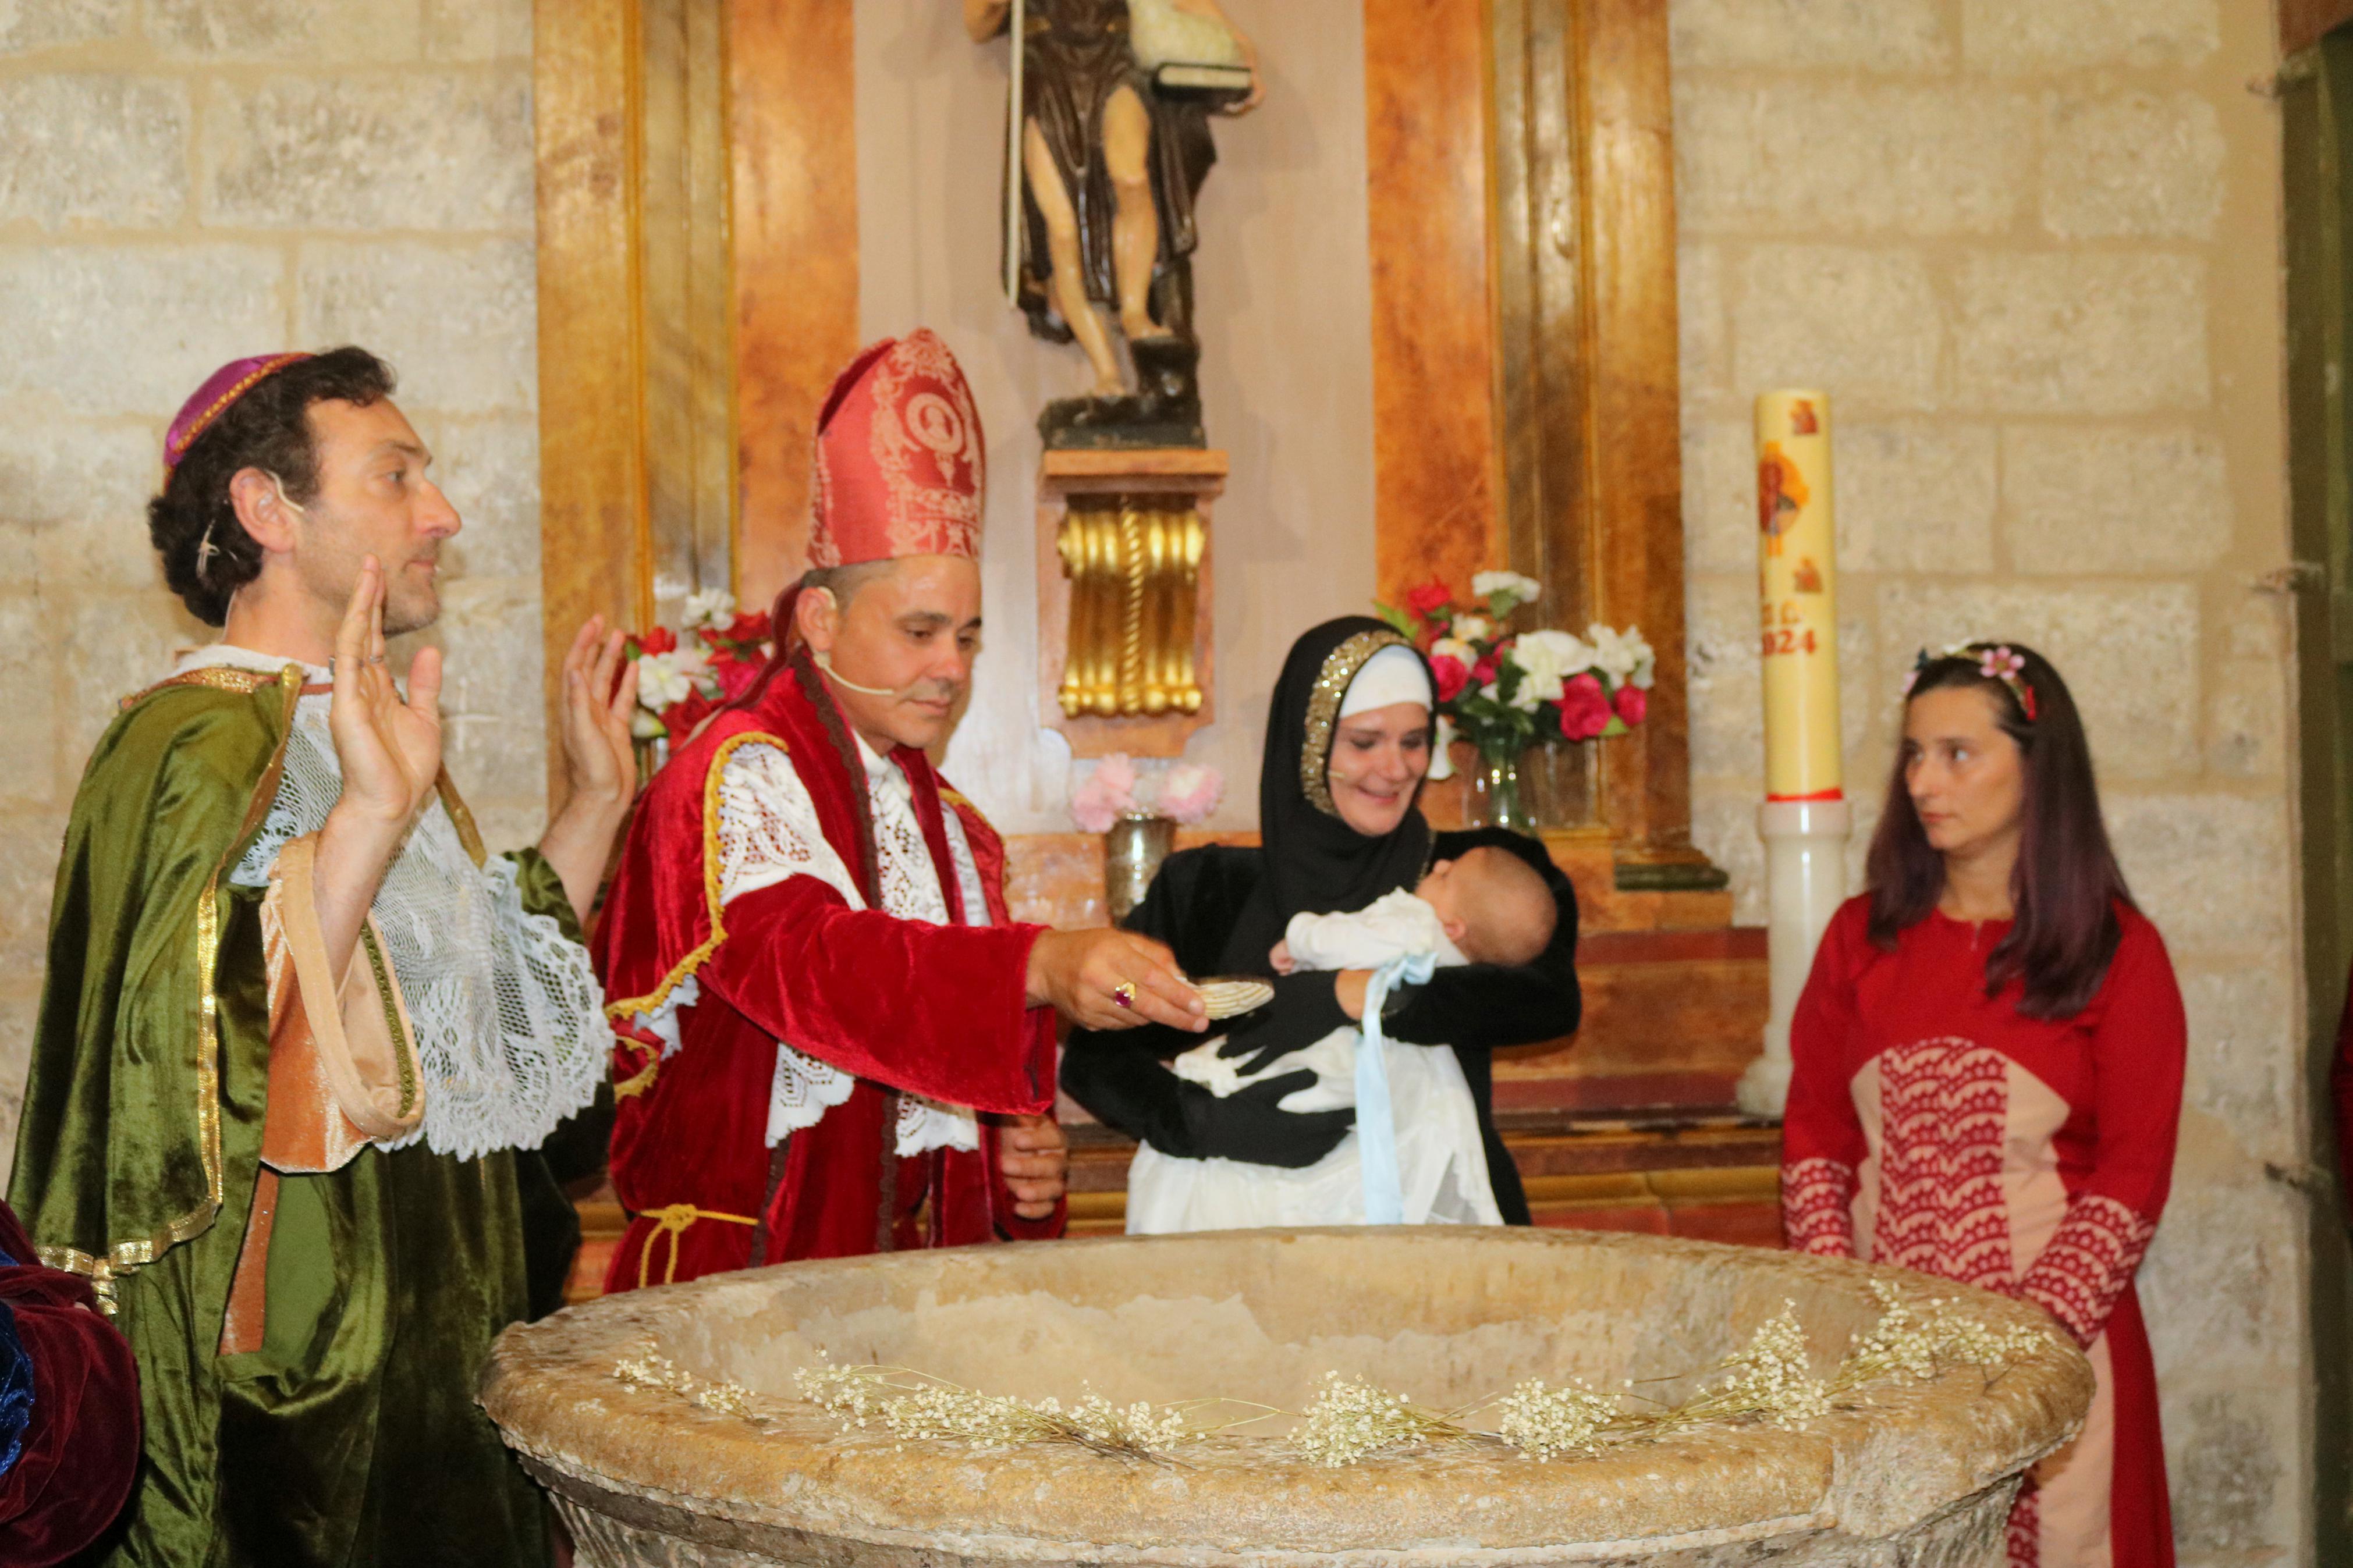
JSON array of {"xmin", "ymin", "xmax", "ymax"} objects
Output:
[{"xmin": 1865, "ymin": 642, "xmax": 2131, "ymax": 1018}]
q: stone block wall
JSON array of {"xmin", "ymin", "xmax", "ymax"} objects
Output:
[
  {"xmin": 1672, "ymin": 0, "xmax": 2308, "ymax": 1558},
  {"xmin": 0, "ymin": 0, "xmax": 544, "ymax": 1183}
]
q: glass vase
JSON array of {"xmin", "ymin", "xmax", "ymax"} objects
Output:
[{"xmin": 1466, "ymin": 744, "xmax": 1532, "ymax": 833}]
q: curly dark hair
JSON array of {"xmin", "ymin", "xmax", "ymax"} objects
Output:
[{"xmin": 148, "ymin": 346, "xmax": 397, "ymax": 625}]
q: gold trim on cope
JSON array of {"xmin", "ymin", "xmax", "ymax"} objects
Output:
[{"xmin": 1300, "ymin": 629, "xmax": 1411, "ymax": 818}]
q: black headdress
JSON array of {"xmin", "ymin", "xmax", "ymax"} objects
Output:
[{"xmin": 1218, "ymin": 617, "xmax": 1436, "ymax": 972}]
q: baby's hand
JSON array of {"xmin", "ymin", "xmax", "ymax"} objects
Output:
[{"xmin": 1269, "ymin": 940, "xmax": 1296, "ymax": 975}]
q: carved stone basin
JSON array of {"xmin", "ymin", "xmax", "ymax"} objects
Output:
[{"xmin": 480, "ymin": 1228, "xmax": 2091, "ymax": 1567}]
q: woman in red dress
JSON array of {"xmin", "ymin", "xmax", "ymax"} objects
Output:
[{"xmin": 1781, "ymin": 642, "xmax": 2183, "ymax": 1568}]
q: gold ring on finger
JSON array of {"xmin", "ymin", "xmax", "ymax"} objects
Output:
[{"xmin": 1112, "ymin": 982, "xmax": 1137, "ymax": 1010}]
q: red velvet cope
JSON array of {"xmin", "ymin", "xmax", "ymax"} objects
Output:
[
  {"xmin": 596, "ymin": 669, "xmax": 1062, "ymax": 1293},
  {"xmin": 0, "ymin": 1199, "xmax": 140, "ymax": 1567}
]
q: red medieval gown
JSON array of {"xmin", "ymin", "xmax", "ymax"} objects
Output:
[
  {"xmin": 1781, "ymin": 896, "xmax": 2184, "ymax": 1568},
  {"xmin": 594, "ymin": 656, "xmax": 1063, "ymax": 1290}
]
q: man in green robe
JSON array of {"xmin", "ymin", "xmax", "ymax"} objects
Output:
[{"xmin": 6, "ymin": 347, "xmax": 640, "ymax": 1566}]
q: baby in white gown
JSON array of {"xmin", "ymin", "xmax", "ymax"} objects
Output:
[{"xmin": 1126, "ymin": 847, "xmax": 1557, "ymax": 1233}]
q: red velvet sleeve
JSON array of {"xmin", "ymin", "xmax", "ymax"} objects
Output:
[
  {"xmin": 2017, "ymin": 915, "xmax": 2185, "ymax": 1346},
  {"xmin": 1780, "ymin": 898, "xmax": 1871, "ymax": 1258},
  {"xmin": 696, "ymin": 874, "xmax": 1056, "ymax": 1115}
]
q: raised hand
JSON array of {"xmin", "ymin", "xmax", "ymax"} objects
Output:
[
  {"xmin": 558, "ymin": 616, "xmax": 639, "ymax": 810},
  {"xmin": 328, "ymin": 557, "xmax": 442, "ymax": 830}
]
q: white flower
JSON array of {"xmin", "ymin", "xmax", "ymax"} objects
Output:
[
  {"xmin": 1452, "ymin": 614, "xmax": 1493, "ymax": 644},
  {"xmin": 1507, "ymin": 628, "xmax": 1596, "ymax": 706},
  {"xmin": 636, "ymin": 646, "xmax": 711, "ymax": 709},
  {"xmin": 682, "ymin": 589, "xmax": 737, "ymax": 630},
  {"xmin": 1429, "ymin": 636, "xmax": 1476, "ymax": 669},
  {"xmin": 1587, "ymin": 624, "xmax": 1656, "ymax": 689},
  {"xmin": 1472, "ymin": 570, "xmax": 1543, "ymax": 606}
]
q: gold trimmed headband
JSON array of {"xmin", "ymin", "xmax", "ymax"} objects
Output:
[{"xmin": 1300, "ymin": 628, "xmax": 1414, "ymax": 818}]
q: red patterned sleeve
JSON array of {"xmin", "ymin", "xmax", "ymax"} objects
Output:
[
  {"xmin": 2016, "ymin": 914, "xmax": 2185, "ymax": 1346},
  {"xmin": 1780, "ymin": 898, "xmax": 1872, "ymax": 1258}
]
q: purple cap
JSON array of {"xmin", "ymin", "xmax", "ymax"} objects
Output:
[{"xmin": 163, "ymin": 353, "xmax": 313, "ymax": 470}]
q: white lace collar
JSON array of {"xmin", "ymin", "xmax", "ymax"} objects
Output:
[
  {"xmin": 853, "ymin": 728, "xmax": 913, "ymax": 808},
  {"xmin": 174, "ymin": 642, "xmax": 330, "ymax": 684}
]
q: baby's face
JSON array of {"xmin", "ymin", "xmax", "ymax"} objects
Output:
[{"xmin": 1415, "ymin": 858, "xmax": 1465, "ymax": 923}]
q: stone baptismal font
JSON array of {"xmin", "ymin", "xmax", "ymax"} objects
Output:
[{"xmin": 480, "ymin": 1229, "xmax": 2090, "ymax": 1566}]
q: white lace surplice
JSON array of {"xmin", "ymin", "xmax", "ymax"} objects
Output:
[
  {"xmin": 187, "ymin": 646, "xmax": 609, "ymax": 1162},
  {"xmin": 637, "ymin": 733, "xmax": 984, "ymax": 1157}
]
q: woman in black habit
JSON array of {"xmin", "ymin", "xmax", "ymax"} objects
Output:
[{"xmin": 1059, "ymin": 617, "xmax": 1584, "ymax": 1225}]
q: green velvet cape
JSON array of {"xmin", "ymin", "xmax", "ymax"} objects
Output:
[{"xmin": 7, "ymin": 664, "xmax": 584, "ymax": 1567}]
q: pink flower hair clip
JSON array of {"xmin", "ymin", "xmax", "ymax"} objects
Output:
[{"xmin": 1901, "ymin": 642, "xmax": 2038, "ymax": 720}]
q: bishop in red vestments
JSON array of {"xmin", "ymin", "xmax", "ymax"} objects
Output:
[{"xmin": 595, "ymin": 330, "xmax": 1205, "ymax": 1289}]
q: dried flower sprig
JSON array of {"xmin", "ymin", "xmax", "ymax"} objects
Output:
[
  {"xmin": 1293, "ymin": 1372, "xmax": 1482, "ymax": 1468},
  {"xmin": 1491, "ymin": 1377, "xmax": 1626, "ymax": 1459},
  {"xmin": 614, "ymin": 1352, "xmax": 757, "ymax": 1418},
  {"xmin": 793, "ymin": 1363, "xmax": 1209, "ymax": 1462}
]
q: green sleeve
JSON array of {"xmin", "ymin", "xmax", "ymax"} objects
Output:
[
  {"xmin": 501, "ymin": 845, "xmax": 585, "ymax": 945},
  {"xmin": 6, "ymin": 675, "xmax": 293, "ymax": 1296}
]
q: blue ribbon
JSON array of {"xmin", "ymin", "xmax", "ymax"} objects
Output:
[{"xmin": 1354, "ymin": 950, "xmax": 1435, "ymax": 1224}]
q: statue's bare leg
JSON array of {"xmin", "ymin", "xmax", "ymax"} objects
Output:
[
  {"xmin": 1102, "ymin": 85, "xmax": 1169, "ymax": 342},
  {"xmin": 1023, "ymin": 119, "xmax": 1126, "ymax": 398}
]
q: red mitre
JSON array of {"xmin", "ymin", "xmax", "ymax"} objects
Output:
[
  {"xmin": 808, "ymin": 329, "xmax": 985, "ymax": 568},
  {"xmin": 164, "ymin": 353, "xmax": 313, "ymax": 470}
]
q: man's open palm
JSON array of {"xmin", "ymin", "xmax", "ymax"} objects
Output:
[{"xmin": 328, "ymin": 557, "xmax": 443, "ymax": 829}]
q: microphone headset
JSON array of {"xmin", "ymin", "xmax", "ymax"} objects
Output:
[{"xmin": 804, "ymin": 587, "xmax": 931, "ymax": 701}]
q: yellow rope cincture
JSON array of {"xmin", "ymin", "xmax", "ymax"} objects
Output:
[
  {"xmin": 635, "ymin": 1203, "xmax": 758, "ymax": 1289},
  {"xmin": 602, "ymin": 731, "xmax": 789, "ymax": 1023}
]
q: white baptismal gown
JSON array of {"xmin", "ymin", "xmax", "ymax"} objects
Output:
[{"xmin": 1124, "ymin": 889, "xmax": 1503, "ymax": 1233}]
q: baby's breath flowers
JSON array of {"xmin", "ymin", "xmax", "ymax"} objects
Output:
[
  {"xmin": 613, "ymin": 1352, "xmax": 757, "ymax": 1418},
  {"xmin": 1492, "ymin": 1377, "xmax": 1623, "ymax": 1459},
  {"xmin": 765, "ymin": 1288, "xmax": 2054, "ymax": 1469},
  {"xmin": 1294, "ymin": 1372, "xmax": 1478, "ymax": 1468},
  {"xmin": 794, "ymin": 1363, "xmax": 1201, "ymax": 1461}
]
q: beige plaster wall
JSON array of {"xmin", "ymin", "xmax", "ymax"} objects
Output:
[
  {"xmin": 1670, "ymin": 0, "xmax": 2309, "ymax": 1558},
  {"xmin": 854, "ymin": 0, "xmax": 1378, "ymax": 833},
  {"xmin": 0, "ymin": 0, "xmax": 546, "ymax": 1184}
]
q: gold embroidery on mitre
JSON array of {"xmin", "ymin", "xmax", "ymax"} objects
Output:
[
  {"xmin": 1300, "ymin": 629, "xmax": 1412, "ymax": 819},
  {"xmin": 868, "ymin": 334, "xmax": 984, "ymax": 559}
]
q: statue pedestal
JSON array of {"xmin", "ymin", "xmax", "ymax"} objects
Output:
[{"xmin": 1035, "ymin": 447, "xmax": 1226, "ymax": 759}]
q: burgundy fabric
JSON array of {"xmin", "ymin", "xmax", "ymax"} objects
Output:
[
  {"xmin": 806, "ymin": 329, "xmax": 985, "ymax": 567},
  {"xmin": 162, "ymin": 352, "xmax": 312, "ymax": 469},
  {"xmin": 596, "ymin": 665, "xmax": 1060, "ymax": 1292},
  {"xmin": 0, "ymin": 1200, "xmax": 140, "ymax": 1567}
]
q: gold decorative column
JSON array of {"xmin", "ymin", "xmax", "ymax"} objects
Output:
[{"xmin": 1036, "ymin": 449, "xmax": 1226, "ymax": 758}]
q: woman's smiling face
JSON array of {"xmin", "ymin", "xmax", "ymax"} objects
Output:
[{"xmin": 1328, "ymin": 702, "xmax": 1432, "ymax": 837}]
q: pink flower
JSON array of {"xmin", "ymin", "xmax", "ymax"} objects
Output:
[
  {"xmin": 1430, "ymin": 652, "xmax": 1470, "ymax": 702},
  {"xmin": 1557, "ymin": 673, "xmax": 1612, "ymax": 741},
  {"xmin": 1471, "ymin": 653, "xmax": 1500, "ymax": 690},
  {"xmin": 1156, "ymin": 763, "xmax": 1224, "ymax": 825},
  {"xmin": 1612, "ymin": 683, "xmax": 1648, "ymax": 727},
  {"xmin": 1071, "ymin": 754, "xmax": 1140, "ymax": 833}
]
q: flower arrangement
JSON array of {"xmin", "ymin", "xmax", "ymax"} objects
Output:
[
  {"xmin": 1069, "ymin": 754, "xmax": 1226, "ymax": 833},
  {"xmin": 655, "ymin": 1283, "xmax": 2056, "ymax": 1467},
  {"xmin": 1379, "ymin": 571, "xmax": 1656, "ymax": 765},
  {"xmin": 624, "ymin": 590, "xmax": 775, "ymax": 748}
]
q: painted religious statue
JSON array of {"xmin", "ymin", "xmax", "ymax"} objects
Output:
[{"xmin": 964, "ymin": 0, "xmax": 1261, "ymax": 448}]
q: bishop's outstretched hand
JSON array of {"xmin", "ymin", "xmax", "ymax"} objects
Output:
[{"xmin": 1025, "ymin": 927, "xmax": 1208, "ymax": 1033}]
